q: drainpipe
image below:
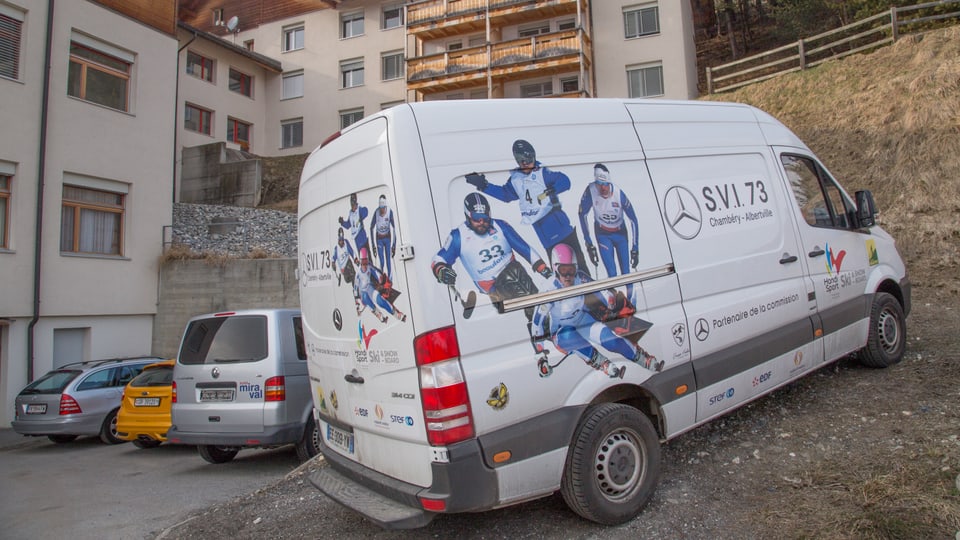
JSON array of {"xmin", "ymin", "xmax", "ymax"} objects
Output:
[
  {"xmin": 174, "ymin": 30, "xmax": 197, "ymax": 205},
  {"xmin": 27, "ymin": 0, "xmax": 56, "ymax": 383}
]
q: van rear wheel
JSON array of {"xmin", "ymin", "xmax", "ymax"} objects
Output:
[
  {"xmin": 198, "ymin": 445, "xmax": 239, "ymax": 464},
  {"xmin": 857, "ymin": 292, "xmax": 906, "ymax": 368},
  {"xmin": 295, "ymin": 415, "xmax": 321, "ymax": 462},
  {"xmin": 560, "ymin": 403, "xmax": 660, "ymax": 525}
]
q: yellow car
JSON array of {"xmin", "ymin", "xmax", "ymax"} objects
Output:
[{"xmin": 116, "ymin": 359, "xmax": 175, "ymax": 448}]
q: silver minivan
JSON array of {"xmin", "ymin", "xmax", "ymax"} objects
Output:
[{"xmin": 167, "ymin": 309, "xmax": 320, "ymax": 463}]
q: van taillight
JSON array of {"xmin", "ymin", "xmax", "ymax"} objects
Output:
[
  {"xmin": 414, "ymin": 326, "xmax": 474, "ymax": 446},
  {"xmin": 320, "ymin": 130, "xmax": 341, "ymax": 148},
  {"xmin": 59, "ymin": 394, "xmax": 81, "ymax": 415},
  {"xmin": 265, "ymin": 376, "xmax": 286, "ymax": 402},
  {"xmin": 171, "ymin": 381, "xmax": 177, "ymax": 403}
]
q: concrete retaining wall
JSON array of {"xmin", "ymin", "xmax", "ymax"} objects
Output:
[{"xmin": 152, "ymin": 258, "xmax": 299, "ymax": 358}]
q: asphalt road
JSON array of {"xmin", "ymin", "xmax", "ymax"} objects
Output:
[{"xmin": 0, "ymin": 429, "xmax": 300, "ymax": 540}]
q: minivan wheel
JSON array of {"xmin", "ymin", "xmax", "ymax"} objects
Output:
[
  {"xmin": 295, "ymin": 415, "xmax": 322, "ymax": 462},
  {"xmin": 857, "ymin": 292, "xmax": 906, "ymax": 368},
  {"xmin": 99, "ymin": 409, "xmax": 125, "ymax": 445},
  {"xmin": 132, "ymin": 438, "xmax": 162, "ymax": 449},
  {"xmin": 48, "ymin": 434, "xmax": 78, "ymax": 444},
  {"xmin": 560, "ymin": 403, "xmax": 660, "ymax": 525},
  {"xmin": 199, "ymin": 445, "xmax": 240, "ymax": 464}
]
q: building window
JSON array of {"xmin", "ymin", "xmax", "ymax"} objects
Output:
[
  {"xmin": 518, "ymin": 22, "xmax": 550, "ymax": 37},
  {"xmin": 0, "ymin": 175, "xmax": 9, "ymax": 249},
  {"xmin": 227, "ymin": 117, "xmax": 252, "ymax": 150},
  {"xmin": 627, "ymin": 63, "xmax": 663, "ymax": 97},
  {"xmin": 229, "ymin": 68, "xmax": 252, "ymax": 97},
  {"xmin": 60, "ymin": 185, "xmax": 124, "ymax": 255},
  {"xmin": 0, "ymin": 8, "xmax": 25, "ymax": 80},
  {"xmin": 624, "ymin": 4, "xmax": 660, "ymax": 39},
  {"xmin": 212, "ymin": 8, "xmax": 224, "ymax": 26},
  {"xmin": 521, "ymin": 81, "xmax": 553, "ymax": 98},
  {"xmin": 283, "ymin": 25, "xmax": 304, "ymax": 52},
  {"xmin": 557, "ymin": 19, "xmax": 576, "ymax": 31},
  {"xmin": 560, "ymin": 76, "xmax": 579, "ymax": 93},
  {"xmin": 470, "ymin": 89, "xmax": 486, "ymax": 99},
  {"xmin": 243, "ymin": 39, "xmax": 254, "ymax": 51},
  {"xmin": 185, "ymin": 51, "xmax": 214, "ymax": 82},
  {"xmin": 382, "ymin": 4, "xmax": 404, "ymax": 30},
  {"xmin": 381, "ymin": 51, "xmax": 404, "ymax": 81},
  {"xmin": 281, "ymin": 118, "xmax": 303, "ymax": 149},
  {"xmin": 68, "ymin": 41, "xmax": 131, "ymax": 112},
  {"xmin": 340, "ymin": 59, "xmax": 364, "ymax": 88},
  {"xmin": 184, "ymin": 103, "xmax": 213, "ymax": 135},
  {"xmin": 341, "ymin": 11, "xmax": 364, "ymax": 39},
  {"xmin": 340, "ymin": 108, "xmax": 363, "ymax": 129},
  {"xmin": 446, "ymin": 40, "xmax": 463, "ymax": 51},
  {"xmin": 282, "ymin": 70, "xmax": 303, "ymax": 99}
]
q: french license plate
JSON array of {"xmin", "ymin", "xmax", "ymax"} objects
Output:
[
  {"xmin": 326, "ymin": 424, "xmax": 354, "ymax": 455},
  {"xmin": 134, "ymin": 397, "xmax": 161, "ymax": 407},
  {"xmin": 26, "ymin": 404, "xmax": 47, "ymax": 414},
  {"xmin": 199, "ymin": 389, "xmax": 235, "ymax": 402}
]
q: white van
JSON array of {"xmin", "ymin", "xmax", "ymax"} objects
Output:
[{"xmin": 296, "ymin": 99, "xmax": 909, "ymax": 528}]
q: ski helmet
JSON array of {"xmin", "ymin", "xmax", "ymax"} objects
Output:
[
  {"xmin": 378, "ymin": 194, "xmax": 387, "ymax": 209},
  {"xmin": 359, "ymin": 247, "xmax": 369, "ymax": 265},
  {"xmin": 551, "ymin": 243, "xmax": 577, "ymax": 276},
  {"xmin": 512, "ymin": 139, "xmax": 536, "ymax": 166},
  {"xmin": 594, "ymin": 163, "xmax": 612, "ymax": 197},
  {"xmin": 337, "ymin": 228, "xmax": 344, "ymax": 241},
  {"xmin": 350, "ymin": 193, "xmax": 358, "ymax": 207},
  {"xmin": 464, "ymin": 192, "xmax": 492, "ymax": 221}
]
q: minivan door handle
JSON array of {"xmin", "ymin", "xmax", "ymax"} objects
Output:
[
  {"xmin": 344, "ymin": 374, "xmax": 365, "ymax": 384},
  {"xmin": 779, "ymin": 253, "xmax": 798, "ymax": 264},
  {"xmin": 808, "ymin": 248, "xmax": 825, "ymax": 258}
]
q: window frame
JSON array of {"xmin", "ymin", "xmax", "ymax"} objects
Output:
[
  {"xmin": 185, "ymin": 50, "xmax": 214, "ymax": 83},
  {"xmin": 520, "ymin": 80, "xmax": 553, "ymax": 98},
  {"xmin": 340, "ymin": 108, "xmax": 363, "ymax": 129},
  {"xmin": 67, "ymin": 41, "xmax": 131, "ymax": 112},
  {"xmin": 624, "ymin": 4, "xmax": 660, "ymax": 39},
  {"xmin": 340, "ymin": 10, "xmax": 365, "ymax": 39},
  {"xmin": 381, "ymin": 4, "xmax": 404, "ymax": 30},
  {"xmin": 560, "ymin": 76, "xmax": 579, "ymax": 93},
  {"xmin": 227, "ymin": 117, "xmax": 252, "ymax": 150},
  {"xmin": 781, "ymin": 153, "xmax": 856, "ymax": 230},
  {"xmin": 60, "ymin": 184, "xmax": 125, "ymax": 256},
  {"xmin": 0, "ymin": 174, "xmax": 10, "ymax": 249},
  {"xmin": 228, "ymin": 67, "xmax": 253, "ymax": 98},
  {"xmin": 280, "ymin": 118, "xmax": 303, "ymax": 149},
  {"xmin": 340, "ymin": 58, "xmax": 364, "ymax": 89},
  {"xmin": 282, "ymin": 70, "xmax": 304, "ymax": 100},
  {"xmin": 0, "ymin": 9, "xmax": 24, "ymax": 80},
  {"xmin": 381, "ymin": 51, "xmax": 404, "ymax": 81},
  {"xmin": 626, "ymin": 63, "xmax": 664, "ymax": 98},
  {"xmin": 518, "ymin": 22, "xmax": 550, "ymax": 37},
  {"xmin": 184, "ymin": 103, "xmax": 213, "ymax": 135},
  {"xmin": 282, "ymin": 24, "xmax": 304, "ymax": 52}
]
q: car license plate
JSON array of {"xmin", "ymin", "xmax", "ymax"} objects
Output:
[
  {"xmin": 199, "ymin": 389, "xmax": 235, "ymax": 402},
  {"xmin": 26, "ymin": 404, "xmax": 47, "ymax": 414},
  {"xmin": 326, "ymin": 424, "xmax": 354, "ymax": 455},
  {"xmin": 134, "ymin": 397, "xmax": 161, "ymax": 407}
]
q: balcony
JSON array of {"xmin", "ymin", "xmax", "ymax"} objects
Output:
[
  {"xmin": 407, "ymin": 29, "xmax": 591, "ymax": 93},
  {"xmin": 406, "ymin": 0, "xmax": 586, "ymax": 41}
]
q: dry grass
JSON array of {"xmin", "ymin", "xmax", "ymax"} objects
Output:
[
  {"xmin": 704, "ymin": 26, "xmax": 960, "ymax": 291},
  {"xmin": 159, "ymin": 243, "xmax": 280, "ymax": 265}
]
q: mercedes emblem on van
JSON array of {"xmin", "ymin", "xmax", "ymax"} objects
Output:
[{"xmin": 211, "ymin": 367, "xmax": 220, "ymax": 379}]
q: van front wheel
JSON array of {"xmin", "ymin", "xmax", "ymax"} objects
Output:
[
  {"xmin": 560, "ymin": 403, "xmax": 660, "ymax": 525},
  {"xmin": 857, "ymin": 292, "xmax": 906, "ymax": 368},
  {"xmin": 198, "ymin": 445, "xmax": 239, "ymax": 464}
]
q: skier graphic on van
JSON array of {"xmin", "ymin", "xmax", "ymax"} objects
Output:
[
  {"xmin": 369, "ymin": 194, "xmax": 397, "ymax": 279},
  {"xmin": 339, "ymin": 193, "xmax": 370, "ymax": 257},
  {"xmin": 464, "ymin": 139, "xmax": 587, "ymax": 270},
  {"xmin": 333, "ymin": 228, "xmax": 356, "ymax": 286},
  {"xmin": 578, "ymin": 163, "xmax": 640, "ymax": 278},
  {"xmin": 532, "ymin": 243, "xmax": 663, "ymax": 379},
  {"xmin": 353, "ymin": 247, "xmax": 406, "ymax": 324},
  {"xmin": 432, "ymin": 193, "xmax": 552, "ymax": 317}
]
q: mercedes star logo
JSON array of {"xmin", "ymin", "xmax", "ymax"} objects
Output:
[
  {"xmin": 694, "ymin": 318, "xmax": 710, "ymax": 341},
  {"xmin": 663, "ymin": 185, "xmax": 703, "ymax": 240},
  {"xmin": 333, "ymin": 309, "xmax": 343, "ymax": 331},
  {"xmin": 211, "ymin": 367, "xmax": 220, "ymax": 379}
]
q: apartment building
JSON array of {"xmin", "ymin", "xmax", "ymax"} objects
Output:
[{"xmin": 0, "ymin": 0, "xmax": 177, "ymax": 424}]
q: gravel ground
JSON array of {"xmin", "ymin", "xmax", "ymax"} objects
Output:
[{"xmin": 151, "ymin": 283, "xmax": 959, "ymax": 540}]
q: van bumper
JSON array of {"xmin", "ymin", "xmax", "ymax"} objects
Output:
[
  {"xmin": 311, "ymin": 436, "xmax": 497, "ymax": 530},
  {"xmin": 166, "ymin": 422, "xmax": 301, "ymax": 447}
]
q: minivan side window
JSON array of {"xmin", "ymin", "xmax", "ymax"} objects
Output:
[
  {"xmin": 293, "ymin": 316, "xmax": 307, "ymax": 360},
  {"xmin": 180, "ymin": 316, "xmax": 269, "ymax": 365},
  {"xmin": 781, "ymin": 154, "xmax": 854, "ymax": 229}
]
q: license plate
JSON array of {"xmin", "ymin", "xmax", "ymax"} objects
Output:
[
  {"xmin": 199, "ymin": 389, "xmax": 235, "ymax": 402},
  {"xmin": 326, "ymin": 424, "xmax": 354, "ymax": 455},
  {"xmin": 134, "ymin": 397, "xmax": 161, "ymax": 407},
  {"xmin": 26, "ymin": 404, "xmax": 47, "ymax": 414}
]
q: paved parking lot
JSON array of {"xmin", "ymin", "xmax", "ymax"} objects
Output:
[{"xmin": 0, "ymin": 428, "xmax": 300, "ymax": 539}]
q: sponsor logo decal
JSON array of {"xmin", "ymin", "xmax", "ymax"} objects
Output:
[
  {"xmin": 486, "ymin": 383, "xmax": 509, "ymax": 410},
  {"xmin": 316, "ymin": 385, "xmax": 327, "ymax": 413},
  {"xmin": 239, "ymin": 382, "xmax": 262, "ymax": 399},
  {"xmin": 357, "ymin": 320, "xmax": 378, "ymax": 350},
  {"xmin": 330, "ymin": 390, "xmax": 338, "ymax": 410},
  {"xmin": 709, "ymin": 387, "xmax": 735, "ymax": 406},
  {"xmin": 825, "ymin": 243, "xmax": 846, "ymax": 275},
  {"xmin": 663, "ymin": 186, "xmax": 703, "ymax": 240},
  {"xmin": 866, "ymin": 239, "xmax": 879, "ymax": 266},
  {"xmin": 752, "ymin": 370, "xmax": 772, "ymax": 387},
  {"xmin": 374, "ymin": 404, "xmax": 384, "ymax": 421},
  {"xmin": 672, "ymin": 323, "xmax": 685, "ymax": 346},
  {"xmin": 354, "ymin": 406, "xmax": 369, "ymax": 417}
]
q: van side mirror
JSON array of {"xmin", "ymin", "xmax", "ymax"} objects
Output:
[{"xmin": 855, "ymin": 190, "xmax": 877, "ymax": 228}]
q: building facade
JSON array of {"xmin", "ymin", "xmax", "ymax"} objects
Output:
[{"xmin": 0, "ymin": 0, "xmax": 177, "ymax": 424}]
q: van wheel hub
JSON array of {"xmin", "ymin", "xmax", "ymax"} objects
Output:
[{"xmin": 595, "ymin": 431, "xmax": 641, "ymax": 500}]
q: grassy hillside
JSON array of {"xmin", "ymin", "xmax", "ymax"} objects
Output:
[{"xmin": 703, "ymin": 26, "xmax": 960, "ymax": 293}]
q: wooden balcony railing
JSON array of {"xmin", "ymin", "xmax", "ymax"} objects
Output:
[{"xmin": 407, "ymin": 0, "xmax": 582, "ymax": 30}]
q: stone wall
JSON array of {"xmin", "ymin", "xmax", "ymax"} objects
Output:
[
  {"xmin": 180, "ymin": 142, "xmax": 262, "ymax": 206},
  {"xmin": 171, "ymin": 202, "xmax": 297, "ymax": 257}
]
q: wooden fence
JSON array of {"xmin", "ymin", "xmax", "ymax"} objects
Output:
[{"xmin": 706, "ymin": 0, "xmax": 960, "ymax": 93}]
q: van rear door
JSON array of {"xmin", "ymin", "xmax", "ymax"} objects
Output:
[{"xmin": 299, "ymin": 114, "xmax": 436, "ymax": 488}]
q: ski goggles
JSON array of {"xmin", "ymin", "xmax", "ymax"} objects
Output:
[{"xmin": 555, "ymin": 264, "xmax": 577, "ymax": 279}]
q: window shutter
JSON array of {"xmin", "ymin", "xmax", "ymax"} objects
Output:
[{"xmin": 0, "ymin": 14, "xmax": 23, "ymax": 79}]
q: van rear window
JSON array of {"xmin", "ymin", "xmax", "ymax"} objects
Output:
[{"xmin": 179, "ymin": 316, "xmax": 268, "ymax": 365}]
